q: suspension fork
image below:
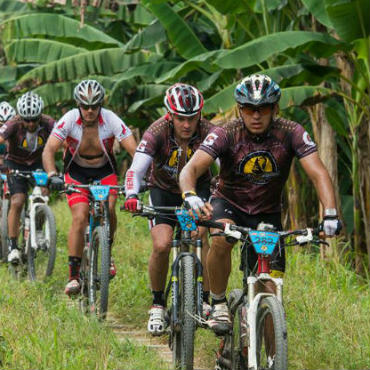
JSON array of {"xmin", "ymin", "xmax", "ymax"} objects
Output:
[{"xmin": 194, "ymin": 239, "xmax": 203, "ymax": 317}]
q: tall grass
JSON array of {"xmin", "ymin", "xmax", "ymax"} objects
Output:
[
  {"xmin": 0, "ymin": 200, "xmax": 166, "ymax": 370},
  {"xmin": 1, "ymin": 199, "xmax": 370, "ymax": 369}
]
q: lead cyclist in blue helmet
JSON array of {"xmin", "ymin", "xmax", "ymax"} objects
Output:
[{"xmin": 179, "ymin": 73, "xmax": 341, "ymax": 339}]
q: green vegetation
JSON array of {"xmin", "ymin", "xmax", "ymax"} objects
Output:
[{"xmin": 2, "ymin": 200, "xmax": 368, "ymax": 369}]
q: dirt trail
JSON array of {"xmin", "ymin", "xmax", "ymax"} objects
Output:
[{"xmin": 107, "ymin": 313, "xmax": 211, "ymax": 370}]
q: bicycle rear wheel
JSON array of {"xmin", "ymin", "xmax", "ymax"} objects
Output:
[
  {"xmin": 256, "ymin": 296, "xmax": 287, "ymax": 370},
  {"xmin": 1, "ymin": 198, "xmax": 9, "ymax": 262},
  {"xmin": 88, "ymin": 224, "xmax": 110, "ymax": 319},
  {"xmin": 27, "ymin": 204, "xmax": 57, "ymax": 281},
  {"xmin": 172, "ymin": 254, "xmax": 195, "ymax": 370}
]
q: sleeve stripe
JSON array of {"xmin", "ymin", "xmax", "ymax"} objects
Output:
[{"xmin": 52, "ymin": 132, "xmax": 65, "ymax": 141}]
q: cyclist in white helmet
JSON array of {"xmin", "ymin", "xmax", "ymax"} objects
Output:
[
  {"xmin": 0, "ymin": 92, "xmax": 55, "ymax": 264},
  {"xmin": 179, "ymin": 73, "xmax": 341, "ymax": 338},
  {"xmin": 43, "ymin": 79, "xmax": 137, "ymax": 296},
  {"xmin": 124, "ymin": 83, "xmax": 216, "ymax": 335},
  {"xmin": 0, "ymin": 101, "xmax": 16, "ymax": 167}
]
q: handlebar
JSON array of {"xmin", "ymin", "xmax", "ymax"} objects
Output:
[
  {"xmin": 127, "ymin": 205, "xmax": 327, "ymax": 246},
  {"xmin": 63, "ymin": 183, "xmax": 125, "ymax": 196}
]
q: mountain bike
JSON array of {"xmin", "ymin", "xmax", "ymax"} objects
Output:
[
  {"xmin": 209, "ymin": 222, "xmax": 326, "ymax": 370},
  {"xmin": 0, "ymin": 172, "xmax": 9, "ymax": 261},
  {"xmin": 129, "ymin": 205, "xmax": 208, "ymax": 370},
  {"xmin": 1, "ymin": 170, "xmax": 57, "ymax": 281},
  {"xmin": 64, "ymin": 182, "xmax": 124, "ymax": 320}
]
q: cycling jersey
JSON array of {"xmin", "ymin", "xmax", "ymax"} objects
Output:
[
  {"xmin": 131, "ymin": 115, "xmax": 214, "ymax": 194},
  {"xmin": 0, "ymin": 114, "xmax": 55, "ymax": 166},
  {"xmin": 51, "ymin": 108, "xmax": 132, "ymax": 172},
  {"xmin": 200, "ymin": 117, "xmax": 317, "ymax": 214}
]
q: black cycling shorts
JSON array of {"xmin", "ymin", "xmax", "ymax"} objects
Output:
[
  {"xmin": 67, "ymin": 160, "xmax": 115, "ymax": 183},
  {"xmin": 6, "ymin": 160, "xmax": 44, "ymax": 196},
  {"xmin": 210, "ymin": 197, "xmax": 285, "ymax": 273},
  {"xmin": 149, "ymin": 186, "xmax": 210, "ymax": 228}
]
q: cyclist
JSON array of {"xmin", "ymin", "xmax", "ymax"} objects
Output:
[
  {"xmin": 42, "ymin": 79, "xmax": 136, "ymax": 296},
  {"xmin": 124, "ymin": 83, "xmax": 215, "ymax": 335},
  {"xmin": 0, "ymin": 92, "xmax": 55, "ymax": 264},
  {"xmin": 0, "ymin": 102, "xmax": 16, "ymax": 167},
  {"xmin": 179, "ymin": 74, "xmax": 342, "ymax": 335}
]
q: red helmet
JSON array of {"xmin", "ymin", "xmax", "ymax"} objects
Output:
[{"xmin": 164, "ymin": 83, "xmax": 204, "ymax": 117}]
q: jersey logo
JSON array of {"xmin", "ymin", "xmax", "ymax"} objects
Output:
[
  {"xmin": 168, "ymin": 147, "xmax": 193, "ymax": 167},
  {"xmin": 203, "ymin": 133, "xmax": 218, "ymax": 147},
  {"xmin": 303, "ymin": 131, "xmax": 315, "ymax": 147},
  {"xmin": 137, "ymin": 140, "xmax": 147, "ymax": 152},
  {"xmin": 121, "ymin": 124, "xmax": 126, "ymax": 135},
  {"xmin": 57, "ymin": 121, "xmax": 65, "ymax": 129},
  {"xmin": 21, "ymin": 136, "xmax": 44, "ymax": 150},
  {"xmin": 237, "ymin": 151, "xmax": 279, "ymax": 184}
]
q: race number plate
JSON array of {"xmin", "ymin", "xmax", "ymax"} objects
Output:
[
  {"xmin": 175, "ymin": 209, "xmax": 198, "ymax": 231},
  {"xmin": 249, "ymin": 230, "xmax": 280, "ymax": 255},
  {"xmin": 90, "ymin": 185, "xmax": 110, "ymax": 201},
  {"xmin": 32, "ymin": 171, "xmax": 48, "ymax": 186}
]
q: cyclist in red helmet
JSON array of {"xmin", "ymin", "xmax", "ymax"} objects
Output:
[
  {"xmin": 124, "ymin": 83, "xmax": 216, "ymax": 335},
  {"xmin": 180, "ymin": 74, "xmax": 341, "ymax": 336}
]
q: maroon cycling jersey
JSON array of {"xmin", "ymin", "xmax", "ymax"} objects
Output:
[
  {"xmin": 0, "ymin": 114, "xmax": 55, "ymax": 166},
  {"xmin": 137, "ymin": 115, "xmax": 215, "ymax": 193},
  {"xmin": 199, "ymin": 117, "xmax": 317, "ymax": 214}
]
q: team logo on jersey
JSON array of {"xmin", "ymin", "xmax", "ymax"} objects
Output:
[
  {"xmin": 303, "ymin": 131, "xmax": 315, "ymax": 147},
  {"xmin": 237, "ymin": 151, "xmax": 279, "ymax": 184},
  {"xmin": 137, "ymin": 140, "xmax": 147, "ymax": 152},
  {"xmin": 164, "ymin": 147, "xmax": 194, "ymax": 177},
  {"xmin": 203, "ymin": 133, "xmax": 218, "ymax": 147},
  {"xmin": 21, "ymin": 136, "xmax": 44, "ymax": 150}
]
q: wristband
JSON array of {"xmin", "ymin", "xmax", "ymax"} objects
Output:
[
  {"xmin": 47, "ymin": 171, "xmax": 57, "ymax": 178},
  {"xmin": 182, "ymin": 190, "xmax": 197, "ymax": 200},
  {"xmin": 324, "ymin": 208, "xmax": 337, "ymax": 217},
  {"xmin": 127, "ymin": 194, "xmax": 138, "ymax": 200}
]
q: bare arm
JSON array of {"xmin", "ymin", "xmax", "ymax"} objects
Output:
[
  {"xmin": 120, "ymin": 135, "xmax": 137, "ymax": 158},
  {"xmin": 42, "ymin": 136, "xmax": 64, "ymax": 175},
  {"xmin": 299, "ymin": 152, "xmax": 337, "ymax": 212},
  {"xmin": 179, "ymin": 150, "xmax": 215, "ymax": 193},
  {"xmin": 0, "ymin": 136, "xmax": 4, "ymax": 145}
]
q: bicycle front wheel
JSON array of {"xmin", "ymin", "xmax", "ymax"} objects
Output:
[
  {"xmin": 27, "ymin": 204, "xmax": 57, "ymax": 281},
  {"xmin": 256, "ymin": 296, "xmax": 287, "ymax": 370},
  {"xmin": 172, "ymin": 254, "xmax": 195, "ymax": 370},
  {"xmin": 88, "ymin": 225, "xmax": 110, "ymax": 319}
]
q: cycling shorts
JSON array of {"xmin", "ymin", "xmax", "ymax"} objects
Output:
[
  {"xmin": 148, "ymin": 185, "xmax": 210, "ymax": 228},
  {"xmin": 210, "ymin": 197, "xmax": 285, "ymax": 274},
  {"xmin": 6, "ymin": 160, "xmax": 43, "ymax": 196},
  {"xmin": 64, "ymin": 161, "xmax": 118, "ymax": 207}
]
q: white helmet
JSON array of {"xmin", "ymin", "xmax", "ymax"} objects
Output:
[
  {"xmin": 74, "ymin": 80, "xmax": 105, "ymax": 105},
  {"xmin": 164, "ymin": 83, "xmax": 204, "ymax": 117},
  {"xmin": 17, "ymin": 92, "xmax": 44, "ymax": 119},
  {"xmin": 0, "ymin": 101, "xmax": 16, "ymax": 122}
]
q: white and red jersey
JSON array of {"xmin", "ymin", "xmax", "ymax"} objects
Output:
[{"xmin": 51, "ymin": 108, "xmax": 132, "ymax": 171}]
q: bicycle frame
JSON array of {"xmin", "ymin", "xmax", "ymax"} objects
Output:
[
  {"xmin": 27, "ymin": 173, "xmax": 50, "ymax": 252},
  {"xmin": 9, "ymin": 171, "xmax": 50, "ymax": 253}
]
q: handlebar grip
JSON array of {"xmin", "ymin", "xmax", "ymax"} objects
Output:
[{"xmin": 198, "ymin": 220, "xmax": 225, "ymax": 230}]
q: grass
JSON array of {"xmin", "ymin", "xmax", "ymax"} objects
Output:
[{"xmin": 1, "ymin": 198, "xmax": 370, "ymax": 369}]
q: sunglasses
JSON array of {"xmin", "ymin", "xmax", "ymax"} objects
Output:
[
  {"xmin": 24, "ymin": 117, "xmax": 40, "ymax": 123},
  {"xmin": 240, "ymin": 104, "xmax": 272, "ymax": 115},
  {"xmin": 80, "ymin": 104, "xmax": 100, "ymax": 111}
]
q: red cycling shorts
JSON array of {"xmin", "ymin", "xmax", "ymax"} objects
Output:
[{"xmin": 64, "ymin": 172, "xmax": 118, "ymax": 207}]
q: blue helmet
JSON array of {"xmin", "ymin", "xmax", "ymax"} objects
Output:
[{"xmin": 234, "ymin": 74, "xmax": 281, "ymax": 106}]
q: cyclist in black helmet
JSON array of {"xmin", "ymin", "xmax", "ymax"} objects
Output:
[{"xmin": 180, "ymin": 73, "xmax": 341, "ymax": 335}]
